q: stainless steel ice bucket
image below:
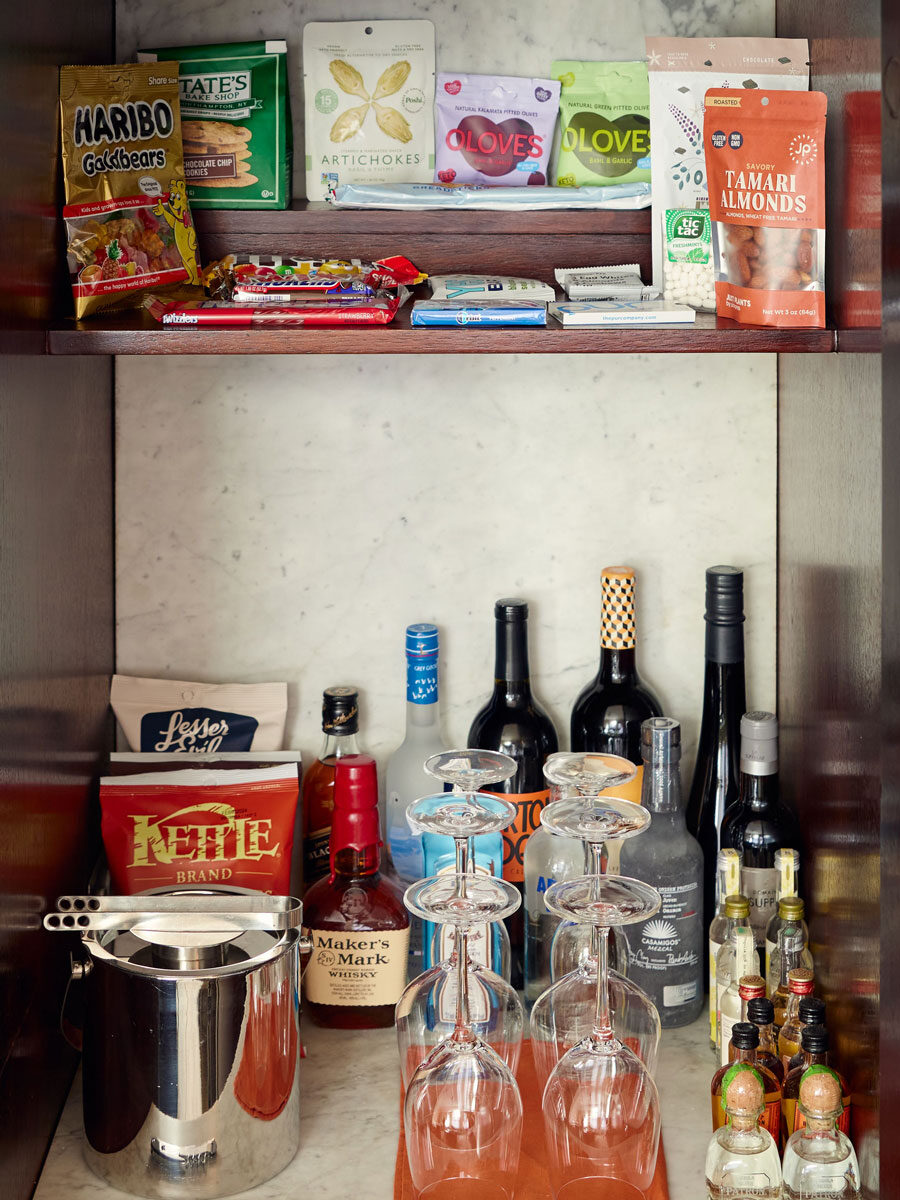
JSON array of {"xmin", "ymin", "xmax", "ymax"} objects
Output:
[{"xmin": 45, "ymin": 891, "xmax": 302, "ymax": 1199}]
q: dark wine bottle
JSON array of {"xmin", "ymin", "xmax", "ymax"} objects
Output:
[
  {"xmin": 720, "ymin": 712, "xmax": 802, "ymax": 956},
  {"xmin": 686, "ymin": 566, "xmax": 746, "ymax": 977},
  {"xmin": 570, "ymin": 565, "xmax": 662, "ymax": 804},
  {"xmin": 468, "ymin": 598, "xmax": 559, "ymax": 990}
]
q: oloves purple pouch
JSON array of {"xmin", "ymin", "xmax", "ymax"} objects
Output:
[{"xmin": 434, "ymin": 73, "xmax": 561, "ymax": 186}]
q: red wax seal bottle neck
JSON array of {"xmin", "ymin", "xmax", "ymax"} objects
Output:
[{"xmin": 330, "ymin": 753, "xmax": 381, "ymax": 876}]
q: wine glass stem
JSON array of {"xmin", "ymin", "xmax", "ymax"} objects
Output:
[
  {"xmin": 590, "ymin": 841, "xmax": 605, "ymax": 877},
  {"xmin": 454, "ymin": 836, "xmax": 469, "ymax": 897},
  {"xmin": 455, "ymin": 927, "xmax": 471, "ymax": 1032},
  {"xmin": 593, "ymin": 925, "xmax": 613, "ymax": 1040}
]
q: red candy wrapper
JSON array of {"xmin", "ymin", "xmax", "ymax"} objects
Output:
[
  {"xmin": 100, "ymin": 764, "xmax": 299, "ymax": 894},
  {"xmin": 203, "ymin": 253, "xmax": 425, "ymax": 302},
  {"xmin": 145, "ymin": 291, "xmax": 409, "ymax": 326}
]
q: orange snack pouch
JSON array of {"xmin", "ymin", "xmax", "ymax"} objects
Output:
[{"xmin": 704, "ymin": 88, "xmax": 826, "ymax": 328}]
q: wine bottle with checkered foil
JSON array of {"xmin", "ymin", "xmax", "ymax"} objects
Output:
[{"xmin": 570, "ymin": 566, "xmax": 662, "ymax": 867}]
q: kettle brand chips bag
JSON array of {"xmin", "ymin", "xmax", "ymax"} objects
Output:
[
  {"xmin": 705, "ymin": 89, "xmax": 827, "ymax": 328},
  {"xmin": 100, "ymin": 764, "xmax": 299, "ymax": 893},
  {"xmin": 137, "ymin": 40, "xmax": 292, "ymax": 209},
  {"xmin": 59, "ymin": 62, "xmax": 200, "ymax": 318},
  {"xmin": 303, "ymin": 20, "xmax": 435, "ymax": 201},
  {"xmin": 552, "ymin": 61, "xmax": 650, "ymax": 188}
]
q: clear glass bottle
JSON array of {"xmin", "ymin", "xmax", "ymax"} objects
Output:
[
  {"xmin": 302, "ymin": 754, "xmax": 409, "ymax": 1029},
  {"xmin": 523, "ymin": 818, "xmax": 583, "ymax": 1007},
  {"xmin": 720, "ymin": 712, "xmax": 802, "ymax": 952},
  {"xmin": 773, "ymin": 934, "xmax": 811, "ymax": 1036},
  {"xmin": 715, "ymin": 893, "xmax": 751, "ymax": 1060},
  {"xmin": 764, "ymin": 847, "xmax": 800, "ymax": 981},
  {"xmin": 711, "ymin": 1023, "xmax": 782, "ymax": 1146},
  {"xmin": 301, "ymin": 686, "xmax": 361, "ymax": 893},
  {"xmin": 705, "ymin": 1062, "xmax": 782, "ymax": 1199},
  {"xmin": 778, "ymin": 968, "xmax": 817, "ymax": 1070},
  {"xmin": 385, "ymin": 623, "xmax": 448, "ymax": 980},
  {"xmin": 619, "ymin": 717, "xmax": 704, "ymax": 1027},
  {"xmin": 709, "ymin": 847, "xmax": 742, "ymax": 1048},
  {"xmin": 766, "ymin": 895, "xmax": 813, "ymax": 1000},
  {"xmin": 782, "ymin": 1066, "xmax": 860, "ymax": 1198},
  {"xmin": 718, "ymin": 928, "xmax": 756, "ymax": 1065}
]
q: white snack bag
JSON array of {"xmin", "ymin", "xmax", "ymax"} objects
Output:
[
  {"xmin": 303, "ymin": 20, "xmax": 435, "ymax": 201},
  {"xmin": 110, "ymin": 675, "xmax": 288, "ymax": 753},
  {"xmin": 429, "ymin": 275, "xmax": 555, "ymax": 302},
  {"xmin": 646, "ymin": 37, "xmax": 809, "ymax": 293}
]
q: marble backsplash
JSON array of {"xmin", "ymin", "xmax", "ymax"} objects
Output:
[
  {"xmin": 116, "ymin": 0, "xmax": 775, "ymax": 198},
  {"xmin": 115, "ymin": 352, "xmax": 776, "ymax": 778}
]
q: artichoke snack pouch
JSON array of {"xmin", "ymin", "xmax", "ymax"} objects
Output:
[
  {"xmin": 59, "ymin": 62, "xmax": 200, "ymax": 318},
  {"xmin": 552, "ymin": 61, "xmax": 650, "ymax": 188},
  {"xmin": 303, "ymin": 20, "xmax": 435, "ymax": 201}
]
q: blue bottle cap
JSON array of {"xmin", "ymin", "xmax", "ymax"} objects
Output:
[{"xmin": 406, "ymin": 623, "xmax": 439, "ymax": 657}]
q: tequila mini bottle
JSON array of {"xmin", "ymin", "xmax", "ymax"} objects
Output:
[
  {"xmin": 782, "ymin": 1066, "xmax": 860, "ymax": 1198},
  {"xmin": 705, "ymin": 1062, "xmax": 782, "ymax": 1199}
]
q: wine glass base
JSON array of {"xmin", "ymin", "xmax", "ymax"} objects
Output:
[{"xmin": 404, "ymin": 874, "xmax": 521, "ymax": 926}]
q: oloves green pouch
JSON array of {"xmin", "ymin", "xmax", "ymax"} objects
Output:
[{"xmin": 552, "ymin": 61, "xmax": 651, "ymax": 187}]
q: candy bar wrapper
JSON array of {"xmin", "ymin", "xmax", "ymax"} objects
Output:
[
  {"xmin": 550, "ymin": 300, "xmax": 695, "ymax": 326},
  {"xmin": 411, "ymin": 299, "xmax": 546, "ymax": 326},
  {"xmin": 554, "ymin": 263, "xmax": 658, "ymax": 300},
  {"xmin": 329, "ymin": 182, "xmax": 651, "ymax": 210},
  {"xmin": 145, "ymin": 291, "xmax": 409, "ymax": 326},
  {"xmin": 429, "ymin": 275, "xmax": 555, "ymax": 302},
  {"xmin": 204, "ymin": 253, "xmax": 425, "ymax": 302}
]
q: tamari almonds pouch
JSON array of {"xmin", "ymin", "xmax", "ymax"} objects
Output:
[
  {"xmin": 59, "ymin": 62, "xmax": 200, "ymax": 318},
  {"xmin": 705, "ymin": 88, "xmax": 827, "ymax": 328},
  {"xmin": 138, "ymin": 40, "xmax": 292, "ymax": 209}
]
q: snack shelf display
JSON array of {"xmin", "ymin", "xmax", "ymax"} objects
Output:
[
  {"xmin": 47, "ymin": 305, "xmax": 837, "ymax": 354},
  {"xmin": 47, "ymin": 203, "xmax": 841, "ymax": 354}
]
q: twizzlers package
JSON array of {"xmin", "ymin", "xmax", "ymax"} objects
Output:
[
  {"xmin": 705, "ymin": 89, "xmax": 827, "ymax": 328},
  {"xmin": 100, "ymin": 765, "xmax": 299, "ymax": 893},
  {"xmin": 434, "ymin": 74, "xmax": 560, "ymax": 186},
  {"xmin": 59, "ymin": 62, "xmax": 200, "ymax": 318}
]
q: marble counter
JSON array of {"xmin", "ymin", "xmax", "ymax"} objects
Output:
[{"xmin": 35, "ymin": 1014, "xmax": 713, "ymax": 1200}]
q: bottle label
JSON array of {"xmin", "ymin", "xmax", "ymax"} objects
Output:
[
  {"xmin": 487, "ymin": 789, "xmax": 550, "ymax": 883},
  {"xmin": 742, "ymin": 865, "xmax": 779, "ymax": 943},
  {"xmin": 406, "ymin": 651, "xmax": 438, "ymax": 705},
  {"xmin": 720, "ymin": 1010, "xmax": 740, "ymax": 1066},
  {"xmin": 303, "ymin": 926, "xmax": 410, "ymax": 1007},
  {"xmin": 765, "ymin": 936, "xmax": 776, "ymax": 984},
  {"xmin": 663, "ymin": 980, "xmax": 699, "ymax": 1006},
  {"xmin": 303, "ymin": 828, "xmax": 331, "ymax": 888},
  {"xmin": 600, "ymin": 568, "xmax": 636, "ymax": 649},
  {"xmin": 628, "ymin": 882, "xmax": 701, "ymax": 991},
  {"xmin": 709, "ymin": 936, "xmax": 722, "ymax": 1043}
]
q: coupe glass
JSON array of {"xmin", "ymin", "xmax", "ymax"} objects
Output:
[
  {"xmin": 403, "ymin": 872, "xmax": 523, "ymax": 1199},
  {"xmin": 425, "ymin": 748, "xmax": 518, "ymax": 794},
  {"xmin": 542, "ymin": 876, "xmax": 662, "ymax": 1199}
]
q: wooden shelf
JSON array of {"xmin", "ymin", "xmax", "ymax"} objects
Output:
[{"xmin": 47, "ymin": 308, "xmax": 837, "ymax": 355}]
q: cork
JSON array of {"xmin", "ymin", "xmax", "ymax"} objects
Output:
[
  {"xmin": 723, "ymin": 1063, "xmax": 764, "ymax": 1116},
  {"xmin": 788, "ymin": 968, "xmax": 815, "ymax": 994},
  {"xmin": 799, "ymin": 1066, "xmax": 842, "ymax": 1117}
]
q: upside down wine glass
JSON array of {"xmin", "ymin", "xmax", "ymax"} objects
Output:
[
  {"xmin": 403, "ymin": 868, "xmax": 523, "ymax": 1199},
  {"xmin": 542, "ymin": 875, "xmax": 663, "ymax": 1199},
  {"xmin": 531, "ymin": 754, "xmax": 661, "ymax": 1088},
  {"xmin": 395, "ymin": 770, "xmax": 524, "ymax": 1085}
]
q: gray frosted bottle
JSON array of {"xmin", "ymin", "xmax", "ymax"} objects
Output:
[{"xmin": 620, "ymin": 717, "xmax": 705, "ymax": 1028}]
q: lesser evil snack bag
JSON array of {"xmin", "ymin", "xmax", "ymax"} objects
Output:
[
  {"xmin": 705, "ymin": 89, "xmax": 827, "ymax": 328},
  {"xmin": 137, "ymin": 40, "xmax": 292, "ymax": 209},
  {"xmin": 303, "ymin": 20, "xmax": 435, "ymax": 201},
  {"xmin": 59, "ymin": 62, "xmax": 200, "ymax": 318},
  {"xmin": 100, "ymin": 764, "xmax": 299, "ymax": 893},
  {"xmin": 646, "ymin": 37, "xmax": 809, "ymax": 292},
  {"xmin": 110, "ymin": 675, "xmax": 288, "ymax": 752},
  {"xmin": 551, "ymin": 61, "xmax": 650, "ymax": 188},
  {"xmin": 433, "ymin": 74, "xmax": 560, "ymax": 186}
]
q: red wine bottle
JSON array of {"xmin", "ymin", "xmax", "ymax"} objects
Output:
[
  {"xmin": 686, "ymin": 566, "xmax": 746, "ymax": 978},
  {"xmin": 570, "ymin": 565, "xmax": 662, "ymax": 802},
  {"xmin": 468, "ymin": 598, "xmax": 558, "ymax": 989}
]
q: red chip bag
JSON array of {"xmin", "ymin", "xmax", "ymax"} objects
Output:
[
  {"xmin": 704, "ymin": 88, "xmax": 827, "ymax": 328},
  {"xmin": 101, "ymin": 764, "xmax": 299, "ymax": 894}
]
